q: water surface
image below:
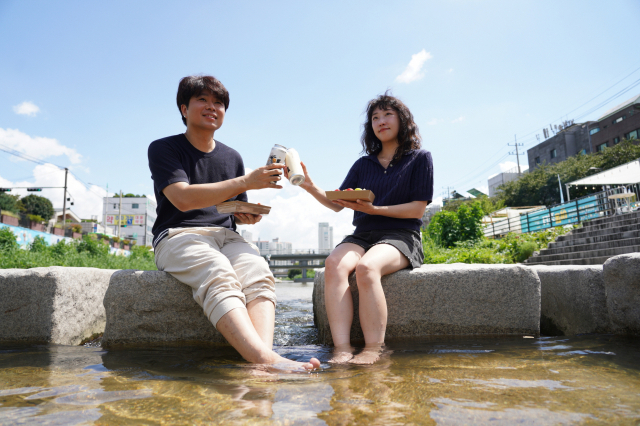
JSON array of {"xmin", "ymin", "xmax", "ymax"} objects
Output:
[{"xmin": 1, "ymin": 281, "xmax": 639, "ymax": 425}]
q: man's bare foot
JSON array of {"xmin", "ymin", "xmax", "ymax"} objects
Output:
[
  {"xmin": 328, "ymin": 345, "xmax": 355, "ymax": 364},
  {"xmin": 266, "ymin": 353, "xmax": 321, "ymax": 372},
  {"xmin": 348, "ymin": 344, "xmax": 385, "ymax": 365}
]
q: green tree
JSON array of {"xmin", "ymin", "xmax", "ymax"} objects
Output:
[
  {"xmin": 498, "ymin": 139, "xmax": 640, "ymax": 207},
  {"xmin": 288, "ymin": 269, "xmax": 302, "ymax": 279},
  {"xmin": 0, "ymin": 193, "xmax": 20, "ymax": 214},
  {"xmin": 17, "ymin": 194, "xmax": 55, "ymax": 221}
]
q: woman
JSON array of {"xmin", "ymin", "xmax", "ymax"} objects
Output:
[{"xmin": 297, "ymin": 93, "xmax": 433, "ymax": 364}]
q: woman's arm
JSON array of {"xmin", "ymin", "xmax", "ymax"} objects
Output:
[
  {"xmin": 296, "ymin": 162, "xmax": 344, "ymax": 213},
  {"xmin": 332, "ymin": 199, "xmax": 429, "ymax": 219}
]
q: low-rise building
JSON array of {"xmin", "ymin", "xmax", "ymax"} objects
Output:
[
  {"xmin": 588, "ymin": 93, "xmax": 640, "ymax": 152},
  {"xmin": 103, "ymin": 196, "xmax": 156, "ymax": 246},
  {"xmin": 488, "ymin": 166, "xmax": 527, "ymax": 197},
  {"xmin": 527, "ymin": 122, "xmax": 593, "ymax": 171}
]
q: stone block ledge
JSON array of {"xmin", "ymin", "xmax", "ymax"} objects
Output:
[{"xmin": 313, "ymin": 263, "xmax": 542, "ymax": 346}]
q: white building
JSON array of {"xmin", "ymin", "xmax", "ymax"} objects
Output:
[
  {"xmin": 255, "ymin": 238, "xmax": 293, "ymax": 255},
  {"xmin": 318, "ymin": 222, "xmax": 333, "ymax": 254},
  {"xmin": 240, "ymin": 230, "xmax": 253, "ymax": 243},
  {"xmin": 488, "ymin": 166, "xmax": 528, "ymax": 197},
  {"xmin": 103, "ymin": 196, "xmax": 157, "ymax": 246}
]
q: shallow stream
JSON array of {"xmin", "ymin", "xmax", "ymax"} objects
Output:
[{"xmin": 1, "ymin": 282, "xmax": 640, "ymax": 425}]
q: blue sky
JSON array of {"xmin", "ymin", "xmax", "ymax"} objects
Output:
[{"xmin": 1, "ymin": 0, "xmax": 639, "ymax": 249}]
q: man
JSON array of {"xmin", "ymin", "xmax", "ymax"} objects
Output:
[{"xmin": 148, "ymin": 75, "xmax": 319, "ymax": 370}]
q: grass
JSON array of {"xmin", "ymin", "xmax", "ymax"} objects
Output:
[
  {"xmin": 0, "ymin": 227, "xmax": 157, "ymax": 270},
  {"xmin": 422, "ymin": 225, "xmax": 575, "ymax": 264}
]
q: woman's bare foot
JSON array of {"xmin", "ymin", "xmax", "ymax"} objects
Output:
[
  {"xmin": 328, "ymin": 345, "xmax": 355, "ymax": 364},
  {"xmin": 348, "ymin": 344, "xmax": 385, "ymax": 365}
]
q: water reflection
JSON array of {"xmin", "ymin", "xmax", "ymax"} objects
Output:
[{"xmin": 0, "ymin": 282, "xmax": 639, "ymax": 424}]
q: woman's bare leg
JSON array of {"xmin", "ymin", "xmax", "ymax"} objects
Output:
[
  {"xmin": 350, "ymin": 244, "xmax": 409, "ymax": 364},
  {"xmin": 324, "ymin": 243, "xmax": 364, "ymax": 360}
]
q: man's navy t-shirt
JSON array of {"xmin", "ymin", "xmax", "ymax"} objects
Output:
[
  {"xmin": 148, "ymin": 133, "xmax": 247, "ymax": 247},
  {"xmin": 339, "ymin": 149, "xmax": 434, "ymax": 234}
]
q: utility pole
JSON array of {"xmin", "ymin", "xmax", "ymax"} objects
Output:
[
  {"xmin": 62, "ymin": 168, "xmax": 68, "ymax": 230},
  {"xmin": 118, "ymin": 190, "xmax": 123, "ymax": 239},
  {"xmin": 508, "ymin": 135, "xmax": 524, "ymax": 175}
]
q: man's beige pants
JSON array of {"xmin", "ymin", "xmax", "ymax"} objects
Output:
[{"xmin": 154, "ymin": 227, "xmax": 276, "ymax": 328}]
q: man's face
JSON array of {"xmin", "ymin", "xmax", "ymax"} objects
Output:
[{"xmin": 181, "ymin": 92, "xmax": 226, "ymax": 132}]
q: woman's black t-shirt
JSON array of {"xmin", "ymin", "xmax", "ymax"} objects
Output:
[{"xmin": 148, "ymin": 133, "xmax": 247, "ymax": 247}]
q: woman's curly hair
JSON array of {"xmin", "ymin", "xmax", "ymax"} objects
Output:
[{"xmin": 361, "ymin": 91, "xmax": 422, "ymax": 163}]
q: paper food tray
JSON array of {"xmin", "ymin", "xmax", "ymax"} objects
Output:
[
  {"xmin": 325, "ymin": 190, "xmax": 375, "ymax": 202},
  {"xmin": 216, "ymin": 201, "xmax": 271, "ymax": 215}
]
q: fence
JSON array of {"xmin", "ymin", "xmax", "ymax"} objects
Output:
[{"xmin": 483, "ymin": 183, "xmax": 640, "ymax": 238}]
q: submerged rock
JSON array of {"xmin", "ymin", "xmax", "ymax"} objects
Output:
[
  {"xmin": 603, "ymin": 253, "xmax": 640, "ymax": 336},
  {"xmin": 313, "ymin": 264, "xmax": 541, "ymax": 345},
  {"xmin": 531, "ymin": 265, "xmax": 611, "ymax": 336},
  {"xmin": 0, "ymin": 267, "xmax": 116, "ymax": 345},
  {"xmin": 102, "ymin": 270, "xmax": 226, "ymax": 348}
]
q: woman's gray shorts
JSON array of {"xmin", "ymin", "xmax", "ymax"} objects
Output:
[{"xmin": 338, "ymin": 228, "xmax": 424, "ymax": 269}]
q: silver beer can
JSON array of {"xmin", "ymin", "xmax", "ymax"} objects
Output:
[
  {"xmin": 266, "ymin": 144, "xmax": 288, "ymax": 184},
  {"xmin": 266, "ymin": 144, "xmax": 288, "ymax": 166}
]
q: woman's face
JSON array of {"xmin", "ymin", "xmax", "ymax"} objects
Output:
[{"xmin": 371, "ymin": 107, "xmax": 400, "ymax": 144}]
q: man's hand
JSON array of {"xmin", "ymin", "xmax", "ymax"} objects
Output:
[
  {"xmin": 234, "ymin": 213, "xmax": 262, "ymax": 225},
  {"xmin": 244, "ymin": 164, "xmax": 286, "ymax": 190}
]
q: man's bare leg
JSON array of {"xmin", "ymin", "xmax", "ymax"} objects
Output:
[
  {"xmin": 247, "ymin": 298, "xmax": 275, "ymax": 349},
  {"xmin": 216, "ymin": 307, "xmax": 320, "ymax": 370}
]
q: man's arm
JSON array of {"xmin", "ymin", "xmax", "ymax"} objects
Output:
[{"xmin": 163, "ymin": 164, "xmax": 286, "ymax": 212}]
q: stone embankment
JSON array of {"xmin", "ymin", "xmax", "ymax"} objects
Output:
[{"xmin": 0, "ymin": 254, "xmax": 638, "ymax": 347}]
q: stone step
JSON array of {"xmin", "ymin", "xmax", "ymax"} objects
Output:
[
  {"xmin": 527, "ymin": 255, "xmax": 617, "ymax": 266},
  {"xmin": 579, "ymin": 210, "xmax": 640, "ymax": 228},
  {"xmin": 557, "ymin": 221, "xmax": 640, "ymax": 242},
  {"xmin": 525, "ymin": 244, "xmax": 640, "ymax": 264},
  {"xmin": 576, "ymin": 215, "xmax": 640, "ymax": 234},
  {"xmin": 548, "ymin": 226, "xmax": 640, "ymax": 249},
  {"xmin": 539, "ymin": 237, "xmax": 640, "ymax": 256}
]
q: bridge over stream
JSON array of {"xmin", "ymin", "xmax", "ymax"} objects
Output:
[{"xmin": 262, "ymin": 253, "xmax": 328, "ymax": 283}]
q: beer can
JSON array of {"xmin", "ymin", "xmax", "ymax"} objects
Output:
[
  {"xmin": 266, "ymin": 144, "xmax": 288, "ymax": 166},
  {"xmin": 266, "ymin": 144, "xmax": 287, "ymax": 184},
  {"xmin": 285, "ymin": 148, "xmax": 305, "ymax": 186}
]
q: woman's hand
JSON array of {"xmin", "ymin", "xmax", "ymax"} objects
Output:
[
  {"xmin": 244, "ymin": 164, "xmax": 286, "ymax": 190},
  {"xmin": 333, "ymin": 199, "xmax": 377, "ymax": 215},
  {"xmin": 284, "ymin": 161, "xmax": 314, "ymax": 191},
  {"xmin": 234, "ymin": 213, "xmax": 262, "ymax": 225}
]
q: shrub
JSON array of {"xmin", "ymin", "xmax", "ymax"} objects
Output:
[
  {"xmin": 112, "ymin": 236, "xmax": 120, "ymax": 243},
  {"xmin": 0, "ymin": 210, "xmax": 19, "ymax": 219},
  {"xmin": 0, "ymin": 226, "xmax": 18, "ymax": 251},
  {"xmin": 71, "ymin": 224, "xmax": 82, "ymax": 233},
  {"xmin": 29, "ymin": 236, "xmax": 48, "ymax": 252},
  {"xmin": 427, "ymin": 210, "xmax": 459, "ymax": 248},
  {"xmin": 27, "ymin": 214, "xmax": 45, "ymax": 223},
  {"xmin": 516, "ymin": 242, "xmax": 537, "ymax": 263}
]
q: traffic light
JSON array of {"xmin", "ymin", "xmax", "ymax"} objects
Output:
[
  {"xmin": 0, "ymin": 188, "xmax": 11, "ymax": 192},
  {"xmin": 27, "ymin": 188, "xmax": 42, "ymax": 192}
]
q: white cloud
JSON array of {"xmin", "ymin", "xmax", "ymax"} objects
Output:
[
  {"xmin": 426, "ymin": 118, "xmax": 442, "ymax": 126},
  {"xmin": 13, "ymin": 101, "xmax": 40, "ymax": 117},
  {"xmin": 237, "ymin": 181, "xmax": 355, "ymax": 251},
  {"xmin": 0, "ymin": 163, "xmax": 107, "ymax": 220},
  {"xmin": 0, "ymin": 128, "xmax": 82, "ymax": 164},
  {"xmin": 448, "ymin": 68, "xmax": 454, "ymax": 73},
  {"xmin": 431, "ymin": 196, "xmax": 444, "ymax": 207},
  {"xmin": 396, "ymin": 49, "xmax": 432, "ymax": 84},
  {"xmin": 451, "ymin": 116, "xmax": 465, "ymax": 123}
]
